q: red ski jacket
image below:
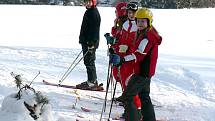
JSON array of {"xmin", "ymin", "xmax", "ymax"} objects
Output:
[
  {"xmin": 113, "ymin": 19, "xmax": 137, "ymax": 56},
  {"xmin": 112, "ymin": 19, "xmax": 141, "ymax": 109},
  {"xmin": 124, "ymin": 27, "xmax": 162, "ymax": 78},
  {"xmin": 111, "ymin": 19, "xmax": 138, "ymax": 85}
]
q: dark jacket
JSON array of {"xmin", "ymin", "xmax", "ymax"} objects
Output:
[{"xmin": 79, "ymin": 7, "xmax": 101, "ymax": 48}]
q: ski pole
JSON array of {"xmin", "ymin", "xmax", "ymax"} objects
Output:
[
  {"xmin": 59, "ymin": 50, "xmax": 83, "ymax": 83},
  {"xmin": 100, "ymin": 41, "xmax": 116, "ymax": 121},
  {"xmin": 108, "ymin": 79, "xmax": 118, "ymax": 121},
  {"xmin": 29, "ymin": 71, "xmax": 40, "ymax": 87},
  {"xmin": 104, "ymin": 64, "xmax": 113, "ymax": 112},
  {"xmin": 59, "ymin": 50, "xmax": 89, "ymax": 85},
  {"xmin": 107, "ymin": 66, "xmax": 122, "ymax": 120},
  {"xmin": 99, "ymin": 62, "xmax": 112, "ymax": 121}
]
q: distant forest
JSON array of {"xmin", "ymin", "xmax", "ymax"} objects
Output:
[
  {"xmin": 116, "ymin": 0, "xmax": 215, "ymax": 8},
  {"xmin": 1, "ymin": 0, "xmax": 215, "ymax": 8}
]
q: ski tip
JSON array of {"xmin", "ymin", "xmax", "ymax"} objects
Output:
[
  {"xmin": 81, "ymin": 107, "xmax": 91, "ymax": 112},
  {"xmin": 99, "ymin": 83, "xmax": 103, "ymax": 87}
]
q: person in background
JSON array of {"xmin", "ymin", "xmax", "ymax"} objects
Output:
[
  {"xmin": 104, "ymin": 2, "xmax": 127, "ymax": 47},
  {"xmin": 111, "ymin": 2, "xmax": 128, "ymax": 40},
  {"xmin": 110, "ymin": 8, "xmax": 162, "ymax": 121},
  {"xmin": 76, "ymin": 0, "xmax": 102, "ymax": 91}
]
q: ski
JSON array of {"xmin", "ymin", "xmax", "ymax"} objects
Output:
[
  {"xmin": 111, "ymin": 117, "xmax": 125, "ymax": 121},
  {"xmin": 42, "ymin": 80, "xmax": 105, "ymax": 92},
  {"xmin": 81, "ymin": 107, "xmax": 91, "ymax": 112},
  {"xmin": 109, "ymin": 117, "xmax": 166, "ymax": 121}
]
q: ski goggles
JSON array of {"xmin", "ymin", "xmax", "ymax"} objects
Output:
[{"xmin": 126, "ymin": 3, "xmax": 138, "ymax": 11}]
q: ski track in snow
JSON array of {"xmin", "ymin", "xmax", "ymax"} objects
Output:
[{"xmin": 0, "ymin": 46, "xmax": 215, "ymax": 121}]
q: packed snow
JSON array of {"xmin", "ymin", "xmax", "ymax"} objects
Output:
[{"xmin": 0, "ymin": 5, "xmax": 215, "ymax": 121}]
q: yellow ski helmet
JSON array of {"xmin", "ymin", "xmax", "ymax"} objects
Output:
[{"xmin": 135, "ymin": 8, "xmax": 153, "ymax": 27}]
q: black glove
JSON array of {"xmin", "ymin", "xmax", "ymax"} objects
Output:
[
  {"xmin": 88, "ymin": 45, "xmax": 95, "ymax": 53},
  {"xmin": 87, "ymin": 43, "xmax": 95, "ymax": 53},
  {"xmin": 109, "ymin": 47, "xmax": 115, "ymax": 54},
  {"xmin": 104, "ymin": 33, "xmax": 110, "ymax": 37},
  {"xmin": 104, "ymin": 33, "xmax": 115, "ymax": 45}
]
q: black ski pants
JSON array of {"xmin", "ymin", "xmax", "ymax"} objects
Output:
[
  {"xmin": 123, "ymin": 74, "xmax": 156, "ymax": 121},
  {"xmin": 82, "ymin": 44, "xmax": 97, "ymax": 83}
]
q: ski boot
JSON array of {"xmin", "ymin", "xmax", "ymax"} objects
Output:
[{"xmin": 76, "ymin": 81, "xmax": 104, "ymax": 91}]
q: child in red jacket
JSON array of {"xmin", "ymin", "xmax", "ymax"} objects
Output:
[
  {"xmin": 110, "ymin": 8, "xmax": 162, "ymax": 121},
  {"xmin": 111, "ymin": 1, "xmax": 142, "ymax": 113},
  {"xmin": 111, "ymin": 2, "xmax": 127, "ymax": 40}
]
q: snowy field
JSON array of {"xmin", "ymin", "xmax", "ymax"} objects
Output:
[{"xmin": 0, "ymin": 5, "xmax": 215, "ymax": 121}]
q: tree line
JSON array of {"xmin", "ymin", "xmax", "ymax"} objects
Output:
[
  {"xmin": 1, "ymin": 0, "xmax": 215, "ymax": 8},
  {"xmin": 140, "ymin": 0, "xmax": 215, "ymax": 8},
  {"xmin": 113, "ymin": 0, "xmax": 215, "ymax": 8}
]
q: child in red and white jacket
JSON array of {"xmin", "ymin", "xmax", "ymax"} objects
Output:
[
  {"xmin": 111, "ymin": 2, "xmax": 127, "ymax": 40},
  {"xmin": 111, "ymin": 1, "xmax": 142, "ymax": 112},
  {"xmin": 110, "ymin": 8, "xmax": 162, "ymax": 121}
]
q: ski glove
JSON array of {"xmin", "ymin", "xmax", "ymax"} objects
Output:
[
  {"xmin": 88, "ymin": 45, "xmax": 95, "ymax": 53},
  {"xmin": 109, "ymin": 47, "xmax": 115, "ymax": 54},
  {"xmin": 87, "ymin": 41, "xmax": 95, "ymax": 53},
  {"xmin": 110, "ymin": 54, "xmax": 125, "ymax": 67},
  {"xmin": 104, "ymin": 33, "xmax": 115, "ymax": 45}
]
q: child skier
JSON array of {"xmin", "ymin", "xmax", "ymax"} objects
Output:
[
  {"xmin": 110, "ymin": 8, "xmax": 162, "ymax": 121},
  {"xmin": 104, "ymin": 2, "xmax": 127, "ymax": 46},
  {"xmin": 109, "ymin": 1, "xmax": 142, "ymax": 116},
  {"xmin": 76, "ymin": 0, "xmax": 102, "ymax": 90},
  {"xmin": 111, "ymin": 2, "xmax": 128, "ymax": 40}
]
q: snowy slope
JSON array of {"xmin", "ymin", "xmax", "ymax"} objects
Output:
[
  {"xmin": 0, "ymin": 5, "xmax": 215, "ymax": 121},
  {"xmin": 0, "ymin": 46, "xmax": 215, "ymax": 121}
]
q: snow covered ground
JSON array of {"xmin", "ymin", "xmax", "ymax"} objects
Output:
[{"xmin": 0, "ymin": 5, "xmax": 215, "ymax": 121}]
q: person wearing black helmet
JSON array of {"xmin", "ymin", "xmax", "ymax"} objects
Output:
[
  {"xmin": 125, "ymin": 1, "xmax": 138, "ymax": 21},
  {"xmin": 76, "ymin": 0, "xmax": 102, "ymax": 90},
  {"xmin": 126, "ymin": 1, "xmax": 138, "ymax": 11},
  {"xmin": 108, "ymin": 1, "xmax": 142, "ymax": 119}
]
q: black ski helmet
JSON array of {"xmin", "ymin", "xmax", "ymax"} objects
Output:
[{"xmin": 126, "ymin": 1, "xmax": 138, "ymax": 12}]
